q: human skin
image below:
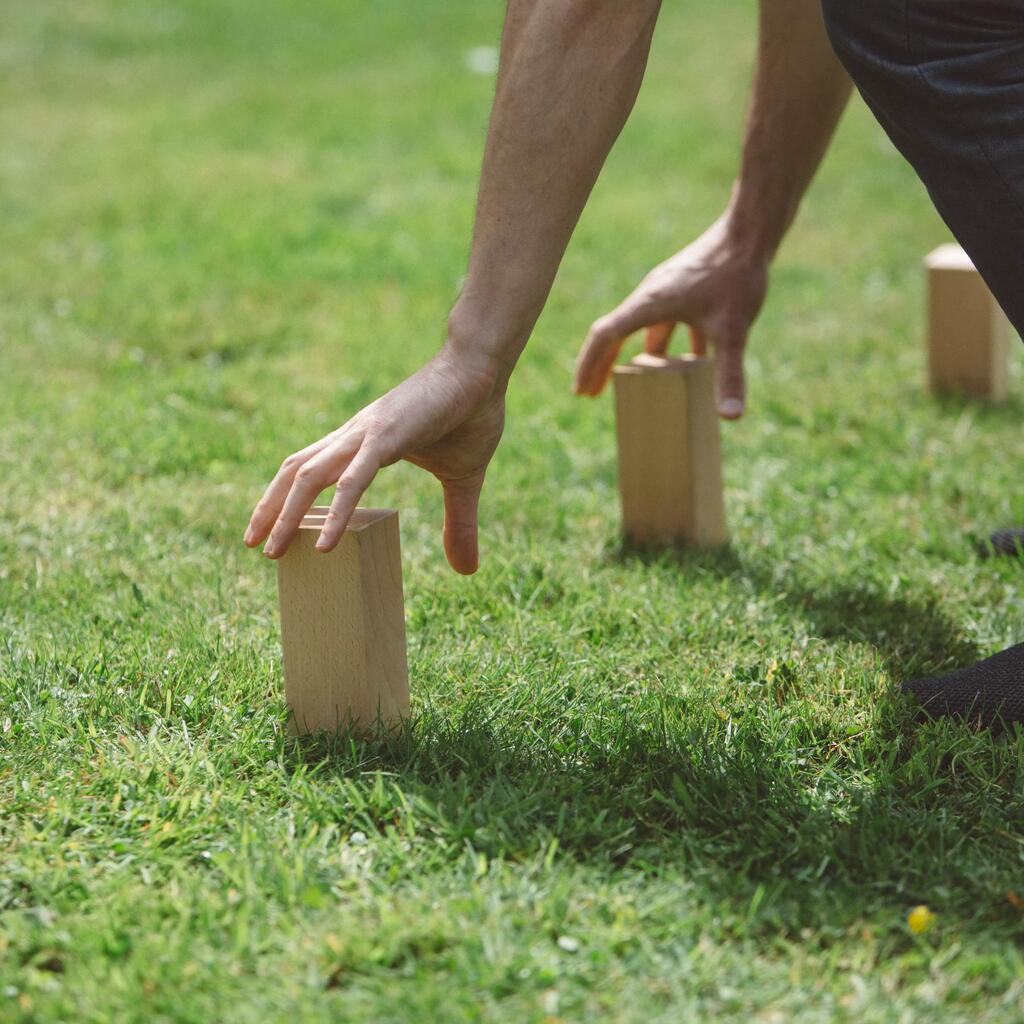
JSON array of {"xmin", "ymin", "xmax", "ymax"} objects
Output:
[
  {"xmin": 574, "ymin": 0, "xmax": 852, "ymax": 416},
  {"xmin": 246, "ymin": 0, "xmax": 662, "ymax": 572},
  {"xmin": 245, "ymin": 0, "xmax": 852, "ymax": 573}
]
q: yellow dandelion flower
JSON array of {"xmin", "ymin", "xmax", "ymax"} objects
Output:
[{"xmin": 907, "ymin": 905, "xmax": 935, "ymax": 935}]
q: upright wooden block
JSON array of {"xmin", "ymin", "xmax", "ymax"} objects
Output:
[
  {"xmin": 612, "ymin": 353, "xmax": 727, "ymax": 549},
  {"xmin": 276, "ymin": 507, "xmax": 409, "ymax": 735},
  {"xmin": 926, "ymin": 243, "xmax": 1011, "ymax": 400}
]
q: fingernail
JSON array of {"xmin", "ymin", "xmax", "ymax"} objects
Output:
[
  {"xmin": 263, "ymin": 541, "xmax": 274, "ymax": 557},
  {"xmin": 244, "ymin": 526, "xmax": 253, "ymax": 545},
  {"xmin": 719, "ymin": 398, "xmax": 744, "ymax": 419}
]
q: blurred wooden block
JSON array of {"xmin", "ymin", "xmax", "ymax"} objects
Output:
[
  {"xmin": 276, "ymin": 507, "xmax": 409, "ymax": 735},
  {"xmin": 613, "ymin": 353, "xmax": 727, "ymax": 549},
  {"xmin": 926, "ymin": 243, "xmax": 1010, "ymax": 400}
]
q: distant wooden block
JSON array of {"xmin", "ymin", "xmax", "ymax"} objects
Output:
[
  {"xmin": 926, "ymin": 243, "xmax": 1011, "ymax": 400},
  {"xmin": 612, "ymin": 353, "xmax": 727, "ymax": 549},
  {"xmin": 276, "ymin": 507, "xmax": 409, "ymax": 735}
]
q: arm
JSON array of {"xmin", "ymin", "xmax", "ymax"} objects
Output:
[
  {"xmin": 245, "ymin": 0, "xmax": 662, "ymax": 572},
  {"xmin": 573, "ymin": 0, "xmax": 853, "ymax": 418},
  {"xmin": 453, "ymin": 0, "xmax": 664, "ymax": 384}
]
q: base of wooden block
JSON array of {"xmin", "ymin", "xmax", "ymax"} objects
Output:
[
  {"xmin": 925, "ymin": 243, "xmax": 1010, "ymax": 401},
  {"xmin": 613, "ymin": 354, "xmax": 727, "ymax": 550},
  {"xmin": 276, "ymin": 507, "xmax": 409, "ymax": 736}
]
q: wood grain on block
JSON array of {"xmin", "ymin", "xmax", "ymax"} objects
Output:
[
  {"xmin": 276, "ymin": 508, "xmax": 409, "ymax": 735},
  {"xmin": 613, "ymin": 354, "xmax": 727, "ymax": 549},
  {"xmin": 926, "ymin": 243, "xmax": 1010, "ymax": 400}
]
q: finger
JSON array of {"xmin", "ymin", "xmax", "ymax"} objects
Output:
[
  {"xmin": 574, "ymin": 294, "xmax": 667, "ymax": 397},
  {"xmin": 263, "ymin": 435, "xmax": 362, "ymax": 558},
  {"xmin": 713, "ymin": 327, "xmax": 748, "ymax": 420},
  {"xmin": 315, "ymin": 449, "xmax": 381, "ymax": 553},
  {"xmin": 573, "ymin": 321, "xmax": 629, "ymax": 398},
  {"xmin": 442, "ymin": 476, "xmax": 483, "ymax": 575},
  {"xmin": 689, "ymin": 324, "xmax": 707, "ymax": 358},
  {"xmin": 244, "ymin": 433, "xmax": 341, "ymax": 547},
  {"xmin": 644, "ymin": 321, "xmax": 676, "ymax": 357}
]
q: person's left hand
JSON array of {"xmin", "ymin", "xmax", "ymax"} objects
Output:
[{"xmin": 572, "ymin": 215, "xmax": 769, "ymax": 419}]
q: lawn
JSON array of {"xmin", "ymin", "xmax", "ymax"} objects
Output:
[{"xmin": 2, "ymin": 1, "xmax": 1024, "ymax": 1020}]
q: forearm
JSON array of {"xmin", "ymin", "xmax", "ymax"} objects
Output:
[
  {"xmin": 447, "ymin": 0, "xmax": 662, "ymax": 386},
  {"xmin": 725, "ymin": 0, "xmax": 852, "ymax": 260}
]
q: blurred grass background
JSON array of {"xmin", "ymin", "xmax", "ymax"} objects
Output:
[{"xmin": 1, "ymin": 1, "xmax": 1023, "ymax": 1020}]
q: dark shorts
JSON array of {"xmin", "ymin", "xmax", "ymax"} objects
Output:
[{"xmin": 820, "ymin": 0, "xmax": 1024, "ymax": 335}]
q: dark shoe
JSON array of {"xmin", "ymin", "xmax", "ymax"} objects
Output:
[
  {"xmin": 978, "ymin": 527, "xmax": 1024, "ymax": 559},
  {"xmin": 902, "ymin": 642, "xmax": 1024, "ymax": 728}
]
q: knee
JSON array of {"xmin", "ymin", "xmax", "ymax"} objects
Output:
[
  {"xmin": 818, "ymin": 0, "xmax": 905, "ymax": 76},
  {"xmin": 818, "ymin": 0, "xmax": 849, "ymax": 42},
  {"xmin": 819, "ymin": 0, "xmax": 869, "ymax": 61}
]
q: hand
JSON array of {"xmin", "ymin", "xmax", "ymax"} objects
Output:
[
  {"xmin": 244, "ymin": 345, "xmax": 504, "ymax": 574},
  {"xmin": 573, "ymin": 216, "xmax": 769, "ymax": 419}
]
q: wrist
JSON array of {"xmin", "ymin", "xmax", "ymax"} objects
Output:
[
  {"xmin": 444, "ymin": 300, "xmax": 527, "ymax": 395},
  {"xmin": 720, "ymin": 184, "xmax": 785, "ymax": 265}
]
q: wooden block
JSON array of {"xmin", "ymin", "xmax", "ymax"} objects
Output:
[
  {"xmin": 926, "ymin": 243, "xmax": 1011, "ymax": 400},
  {"xmin": 612, "ymin": 353, "xmax": 727, "ymax": 549},
  {"xmin": 276, "ymin": 507, "xmax": 409, "ymax": 735}
]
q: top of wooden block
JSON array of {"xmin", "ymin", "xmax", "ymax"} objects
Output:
[
  {"xmin": 298, "ymin": 508, "xmax": 397, "ymax": 531},
  {"xmin": 925, "ymin": 243, "xmax": 975, "ymax": 272},
  {"xmin": 614, "ymin": 353, "xmax": 712, "ymax": 375}
]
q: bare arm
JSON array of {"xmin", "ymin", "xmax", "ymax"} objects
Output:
[
  {"xmin": 451, "ymin": 0, "xmax": 663, "ymax": 383},
  {"xmin": 246, "ymin": 0, "xmax": 662, "ymax": 571},
  {"xmin": 574, "ymin": 0, "xmax": 853, "ymax": 418},
  {"xmin": 729, "ymin": 0, "xmax": 853, "ymax": 258}
]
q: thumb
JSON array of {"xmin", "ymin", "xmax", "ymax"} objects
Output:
[
  {"xmin": 442, "ymin": 475, "xmax": 483, "ymax": 575},
  {"xmin": 711, "ymin": 324, "xmax": 748, "ymax": 420}
]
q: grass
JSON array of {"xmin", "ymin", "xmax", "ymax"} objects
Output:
[{"xmin": 2, "ymin": 0, "xmax": 1024, "ymax": 1020}]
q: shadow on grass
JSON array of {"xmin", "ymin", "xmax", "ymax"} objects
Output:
[
  {"xmin": 926, "ymin": 389, "xmax": 1024, "ymax": 426},
  {"xmin": 612, "ymin": 541, "xmax": 982, "ymax": 680},
  {"xmin": 282, "ymin": 543, "xmax": 1016, "ymax": 935},
  {"xmin": 286, "ymin": 692, "xmax": 1024, "ymax": 935}
]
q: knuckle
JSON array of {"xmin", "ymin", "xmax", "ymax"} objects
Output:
[
  {"xmin": 295, "ymin": 462, "xmax": 319, "ymax": 485},
  {"xmin": 360, "ymin": 447, "xmax": 385, "ymax": 474},
  {"xmin": 360, "ymin": 430, "xmax": 387, "ymax": 460}
]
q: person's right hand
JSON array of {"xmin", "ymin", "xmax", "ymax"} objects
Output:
[
  {"xmin": 244, "ymin": 344, "xmax": 505, "ymax": 574},
  {"xmin": 573, "ymin": 215, "xmax": 770, "ymax": 419}
]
